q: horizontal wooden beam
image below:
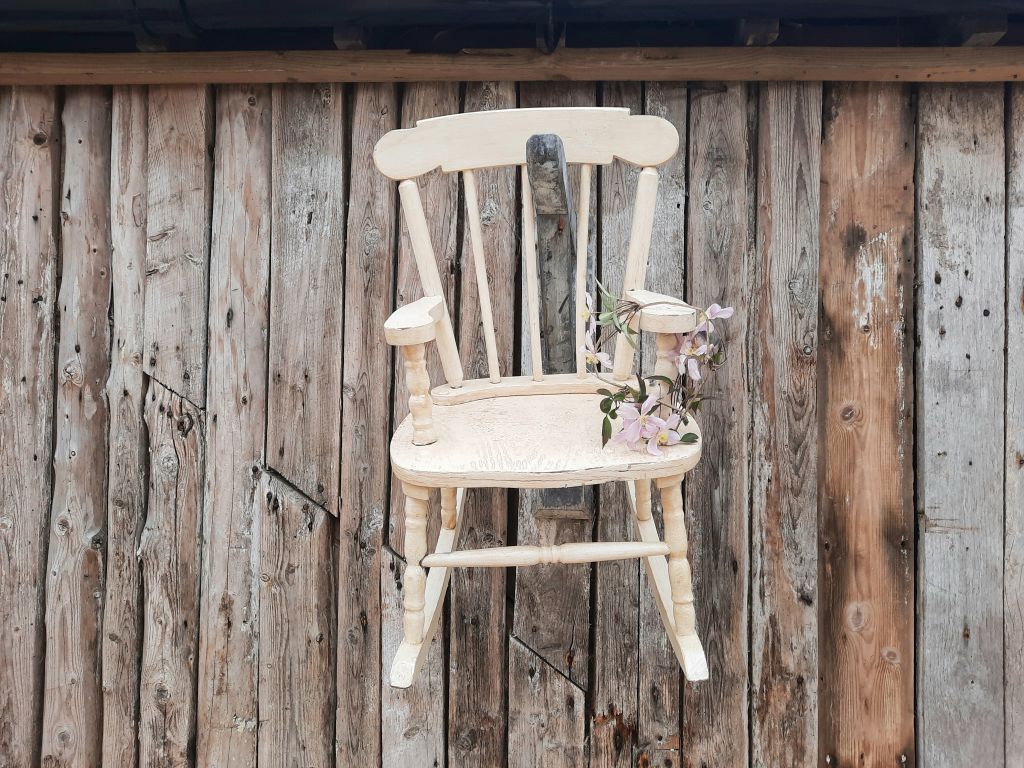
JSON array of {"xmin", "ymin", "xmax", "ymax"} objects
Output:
[
  {"xmin": 0, "ymin": 47, "xmax": 1023, "ymax": 85},
  {"xmin": 422, "ymin": 541, "xmax": 669, "ymax": 568}
]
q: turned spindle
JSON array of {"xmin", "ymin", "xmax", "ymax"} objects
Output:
[{"xmin": 402, "ymin": 343, "xmax": 436, "ymax": 445}]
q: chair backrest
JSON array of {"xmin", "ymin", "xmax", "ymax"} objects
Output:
[{"xmin": 373, "ymin": 107, "xmax": 679, "ymax": 387}]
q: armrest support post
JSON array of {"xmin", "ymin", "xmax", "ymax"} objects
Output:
[
  {"xmin": 402, "ymin": 343, "xmax": 437, "ymax": 446},
  {"xmin": 654, "ymin": 332, "xmax": 678, "ymax": 418}
]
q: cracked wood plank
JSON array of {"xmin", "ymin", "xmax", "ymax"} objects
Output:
[
  {"xmin": 40, "ymin": 86, "xmax": 112, "ymax": 768},
  {"xmin": 750, "ymin": 80, "xmax": 821, "ymax": 766},
  {"xmin": 683, "ymin": 80, "xmax": 752, "ymax": 768},
  {"xmin": 448, "ymin": 79, "xmax": 517, "ymax": 768},
  {"xmin": 267, "ymin": 83, "xmax": 345, "ymax": 509},
  {"xmin": 196, "ymin": 84, "xmax": 271, "ymax": 768},
  {"xmin": 139, "ymin": 381, "xmax": 205, "ymax": 766},
  {"xmin": 0, "ymin": 85, "xmax": 58, "ymax": 768},
  {"xmin": 102, "ymin": 84, "xmax": 147, "ymax": 768},
  {"xmin": 257, "ymin": 471, "xmax": 335, "ymax": 767},
  {"xmin": 143, "ymin": 85, "xmax": 212, "ymax": 407},
  {"xmin": 916, "ymin": 84, "xmax": 1006, "ymax": 767},
  {"xmin": 818, "ymin": 82, "xmax": 916, "ymax": 767},
  {"xmin": 336, "ymin": 82, "xmax": 395, "ymax": 766}
]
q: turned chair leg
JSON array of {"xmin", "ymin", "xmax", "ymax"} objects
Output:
[
  {"xmin": 655, "ymin": 476, "xmax": 696, "ymax": 638},
  {"xmin": 401, "ymin": 481, "xmax": 430, "ymax": 645}
]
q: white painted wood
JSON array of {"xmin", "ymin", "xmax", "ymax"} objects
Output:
[
  {"xmin": 390, "ymin": 393, "xmax": 701, "ymax": 488},
  {"xmin": 400, "ymin": 344, "xmax": 436, "ymax": 446},
  {"xmin": 422, "ymin": 541, "xmax": 668, "ymax": 568},
  {"xmin": 463, "ymin": 170, "xmax": 502, "ymax": 383},
  {"xmin": 522, "ymin": 166, "xmax": 544, "ymax": 381},
  {"xmin": 626, "ymin": 288, "xmax": 697, "ymax": 334},
  {"xmin": 374, "ymin": 107, "xmax": 679, "ymax": 179},
  {"xmin": 431, "ymin": 372, "xmax": 635, "ymax": 406},
  {"xmin": 575, "ymin": 163, "xmax": 593, "ymax": 377},
  {"xmin": 383, "ymin": 295, "xmax": 443, "ymax": 346}
]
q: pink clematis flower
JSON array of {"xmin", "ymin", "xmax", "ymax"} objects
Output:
[
  {"xmin": 647, "ymin": 413, "xmax": 683, "ymax": 455},
  {"xmin": 579, "ymin": 320, "xmax": 612, "ymax": 370},
  {"xmin": 675, "ymin": 333, "xmax": 709, "ymax": 382},
  {"xmin": 612, "ymin": 394, "xmax": 664, "ymax": 451},
  {"xmin": 695, "ymin": 303, "xmax": 735, "ymax": 335}
]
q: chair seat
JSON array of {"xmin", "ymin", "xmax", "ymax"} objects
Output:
[{"xmin": 390, "ymin": 392, "xmax": 702, "ymax": 488}]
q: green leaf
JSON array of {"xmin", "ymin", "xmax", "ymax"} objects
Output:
[
  {"xmin": 599, "ymin": 398, "xmax": 612, "ymax": 414},
  {"xmin": 602, "ymin": 416, "xmax": 612, "ymax": 447},
  {"xmin": 596, "ymin": 388, "xmax": 613, "ymax": 397},
  {"xmin": 680, "ymin": 432, "xmax": 699, "ymax": 444},
  {"xmin": 649, "ymin": 375, "xmax": 675, "ymax": 387}
]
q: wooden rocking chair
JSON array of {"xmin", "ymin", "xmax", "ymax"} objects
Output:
[{"xmin": 374, "ymin": 107, "xmax": 709, "ymax": 688}]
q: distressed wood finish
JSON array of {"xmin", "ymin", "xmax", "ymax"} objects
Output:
[
  {"xmin": 0, "ymin": 86, "xmax": 58, "ymax": 768},
  {"xmin": 917, "ymin": 84, "xmax": 1006, "ymax": 767},
  {"xmin": 818, "ymin": 83, "xmax": 916, "ymax": 766},
  {"xmin": 139, "ymin": 383, "xmax": 205, "ymax": 766},
  {"xmin": 40, "ymin": 86, "xmax": 112, "ymax": 768},
  {"xmin": 257, "ymin": 472, "xmax": 335, "ymax": 768},
  {"xmin": 336, "ymin": 82, "xmax": 395, "ymax": 766},
  {"xmin": 750, "ymin": 80, "xmax": 822, "ymax": 766},
  {"xmin": 683, "ymin": 80, "xmax": 752, "ymax": 767},
  {"xmin": 102, "ymin": 85, "xmax": 147, "ymax": 768},
  {"xmin": 143, "ymin": 85, "xmax": 212, "ymax": 406},
  {"xmin": 196, "ymin": 84, "xmax": 271, "ymax": 767},
  {"xmin": 267, "ymin": 83, "xmax": 345, "ymax": 508}
]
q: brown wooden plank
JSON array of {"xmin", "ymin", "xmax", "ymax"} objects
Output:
[
  {"xmin": 336, "ymin": 82, "xmax": 396, "ymax": 766},
  {"xmin": 102, "ymin": 84, "xmax": 147, "ymax": 768},
  {"xmin": 1007, "ymin": 81, "xmax": 1024, "ymax": 761},
  {"xmin": 195, "ymin": 84, "xmax": 272, "ymax": 767},
  {"xmin": 257, "ymin": 471, "xmax": 335, "ymax": 768},
  {"xmin": 749, "ymin": 80, "xmax": 821, "ymax": 766},
  {"xmin": 0, "ymin": 85, "xmax": 58, "ymax": 768},
  {"xmin": 267, "ymin": 83, "xmax": 345, "ymax": 509},
  {"xmin": 591, "ymin": 79, "xmax": 642, "ymax": 768},
  {"xmin": 917, "ymin": 84, "xmax": 1006, "ymax": 767},
  {"xmin": 4, "ymin": 48, "xmax": 1024, "ymax": 86},
  {"xmin": 448, "ymin": 79, "xmax": 517, "ymax": 768},
  {"xmin": 40, "ymin": 86, "xmax": 112, "ymax": 768},
  {"xmin": 508, "ymin": 637, "xmax": 587, "ymax": 768},
  {"xmin": 143, "ymin": 85, "xmax": 212, "ymax": 407},
  {"xmin": 139, "ymin": 382, "xmax": 205, "ymax": 766},
  {"xmin": 682, "ymin": 81, "xmax": 752, "ymax": 768},
  {"xmin": 818, "ymin": 82, "xmax": 916, "ymax": 767}
]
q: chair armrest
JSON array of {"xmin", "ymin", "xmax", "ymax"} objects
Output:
[
  {"xmin": 384, "ymin": 295, "xmax": 445, "ymax": 346},
  {"xmin": 625, "ymin": 289, "xmax": 697, "ymax": 334}
]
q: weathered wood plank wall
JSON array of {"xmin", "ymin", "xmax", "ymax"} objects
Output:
[{"xmin": 0, "ymin": 80, "xmax": 1020, "ymax": 768}]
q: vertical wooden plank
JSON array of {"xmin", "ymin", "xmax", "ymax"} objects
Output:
[
  {"xmin": 592, "ymin": 79, "xmax": 642, "ymax": 768},
  {"xmin": 196, "ymin": 84, "xmax": 272, "ymax": 768},
  {"xmin": 381, "ymin": 82, "xmax": 459, "ymax": 766},
  {"xmin": 40, "ymin": 86, "xmax": 112, "ymax": 768},
  {"xmin": 683, "ymin": 81, "xmax": 753, "ymax": 768},
  {"xmin": 750, "ymin": 80, "xmax": 821, "ymax": 767},
  {"xmin": 257, "ymin": 472, "xmax": 335, "ymax": 768},
  {"xmin": 144, "ymin": 85, "xmax": 212, "ymax": 407},
  {"xmin": 917, "ymin": 84, "xmax": 1006, "ymax": 767},
  {"xmin": 337, "ymin": 82, "xmax": 396, "ymax": 766},
  {"xmin": 818, "ymin": 83, "xmax": 916, "ymax": 767},
  {"xmin": 139, "ymin": 383, "xmax": 205, "ymax": 766},
  {"xmin": 102, "ymin": 85, "xmax": 147, "ymax": 768},
  {"xmin": 1006, "ymin": 82, "xmax": 1024, "ymax": 760},
  {"xmin": 449, "ymin": 80, "xmax": 517, "ymax": 768},
  {"xmin": 267, "ymin": 83, "xmax": 345, "ymax": 508},
  {"xmin": 0, "ymin": 85, "xmax": 58, "ymax": 768}
]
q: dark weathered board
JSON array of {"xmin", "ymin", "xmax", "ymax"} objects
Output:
[
  {"xmin": 0, "ymin": 85, "xmax": 58, "ymax": 768},
  {"xmin": 40, "ymin": 86, "xmax": 112, "ymax": 768},
  {"xmin": 750, "ymin": 80, "xmax": 822, "ymax": 766},
  {"xmin": 336, "ymin": 82, "xmax": 396, "ymax": 765},
  {"xmin": 196, "ymin": 83, "xmax": 272, "ymax": 767},
  {"xmin": 448, "ymin": 79, "xmax": 517, "ymax": 768},
  {"xmin": 916, "ymin": 84, "xmax": 1006, "ymax": 767},
  {"xmin": 683, "ymin": 80, "xmax": 752, "ymax": 768},
  {"xmin": 818, "ymin": 82, "xmax": 916, "ymax": 766}
]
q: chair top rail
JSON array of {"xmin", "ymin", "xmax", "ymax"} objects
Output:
[{"xmin": 373, "ymin": 107, "xmax": 679, "ymax": 180}]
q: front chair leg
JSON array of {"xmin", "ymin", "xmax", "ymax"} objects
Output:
[{"xmin": 402, "ymin": 481, "xmax": 430, "ymax": 645}]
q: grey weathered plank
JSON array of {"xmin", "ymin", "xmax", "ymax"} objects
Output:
[
  {"xmin": 139, "ymin": 382, "xmax": 205, "ymax": 766},
  {"xmin": 336, "ymin": 82, "xmax": 395, "ymax": 766},
  {"xmin": 508, "ymin": 637, "xmax": 587, "ymax": 768},
  {"xmin": 143, "ymin": 85, "xmax": 212, "ymax": 407},
  {"xmin": 267, "ymin": 83, "xmax": 345, "ymax": 509},
  {"xmin": 917, "ymin": 84, "xmax": 1006, "ymax": 768},
  {"xmin": 750, "ymin": 80, "xmax": 821, "ymax": 767},
  {"xmin": 448, "ymin": 80, "xmax": 517, "ymax": 768},
  {"xmin": 196, "ymin": 84, "xmax": 272, "ymax": 768},
  {"xmin": 1007, "ymin": 81, "xmax": 1024, "ymax": 760},
  {"xmin": 592, "ymin": 79, "xmax": 642, "ymax": 768},
  {"xmin": 40, "ymin": 86, "xmax": 112, "ymax": 768},
  {"xmin": 102, "ymin": 84, "xmax": 147, "ymax": 768},
  {"xmin": 683, "ymin": 81, "xmax": 751, "ymax": 768},
  {"xmin": 257, "ymin": 471, "xmax": 335, "ymax": 768},
  {"xmin": 0, "ymin": 85, "xmax": 58, "ymax": 768},
  {"xmin": 818, "ymin": 82, "xmax": 916, "ymax": 766}
]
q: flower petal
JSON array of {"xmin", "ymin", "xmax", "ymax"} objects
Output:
[
  {"xmin": 641, "ymin": 394, "xmax": 659, "ymax": 415},
  {"xmin": 619, "ymin": 404, "xmax": 640, "ymax": 420},
  {"xmin": 665, "ymin": 413, "xmax": 680, "ymax": 430},
  {"xmin": 646, "ymin": 437, "xmax": 662, "ymax": 456},
  {"xmin": 687, "ymin": 358, "xmax": 702, "ymax": 381}
]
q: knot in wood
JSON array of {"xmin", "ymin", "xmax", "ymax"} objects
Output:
[
  {"xmin": 61, "ymin": 357, "xmax": 84, "ymax": 386},
  {"xmin": 158, "ymin": 444, "xmax": 179, "ymax": 478}
]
